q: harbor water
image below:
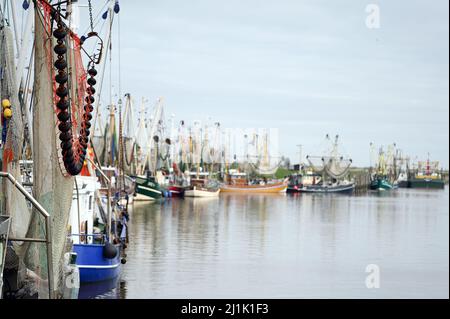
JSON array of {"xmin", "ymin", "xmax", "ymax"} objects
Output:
[{"xmin": 80, "ymin": 187, "xmax": 449, "ymax": 299}]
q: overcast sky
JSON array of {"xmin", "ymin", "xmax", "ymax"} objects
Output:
[{"xmin": 80, "ymin": 0, "xmax": 448, "ymax": 167}]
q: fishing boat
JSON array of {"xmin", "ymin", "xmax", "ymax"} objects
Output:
[
  {"xmin": 167, "ymin": 185, "xmax": 186, "ymax": 197},
  {"xmin": 397, "ymin": 172, "xmax": 410, "ymax": 188},
  {"xmin": 300, "ymin": 181, "xmax": 355, "ymax": 193},
  {"xmin": 69, "ymin": 149, "xmax": 127, "ymax": 283},
  {"xmin": 370, "ymin": 176, "xmax": 395, "ymax": 191},
  {"xmin": 287, "ymin": 173, "xmax": 303, "ymax": 193},
  {"xmin": 220, "ymin": 171, "xmax": 287, "ymax": 193},
  {"xmin": 70, "ymin": 176, "xmax": 123, "ymax": 283},
  {"xmin": 303, "ymin": 134, "xmax": 355, "ymax": 193},
  {"xmin": 184, "ymin": 173, "xmax": 220, "ymax": 197},
  {"xmin": 184, "ymin": 186, "xmax": 220, "ymax": 197},
  {"xmin": 131, "ymin": 96, "xmax": 175, "ymax": 200},
  {"xmin": 287, "ymin": 171, "xmax": 323, "ymax": 193},
  {"xmin": 369, "ymin": 145, "xmax": 397, "ymax": 191},
  {"xmin": 72, "ymin": 241, "xmax": 122, "ymax": 283},
  {"xmin": 166, "ymin": 162, "xmax": 189, "ymax": 197},
  {"xmin": 133, "ymin": 174, "xmax": 164, "ymax": 200},
  {"xmin": 393, "ymin": 150, "xmax": 411, "ymax": 188},
  {"xmin": 409, "ymin": 156, "xmax": 445, "ymax": 189}
]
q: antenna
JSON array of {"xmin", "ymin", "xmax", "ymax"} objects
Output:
[{"xmin": 296, "ymin": 144, "xmax": 303, "ymax": 169}]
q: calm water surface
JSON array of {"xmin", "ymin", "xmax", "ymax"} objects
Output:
[{"xmin": 82, "ymin": 187, "xmax": 449, "ymax": 299}]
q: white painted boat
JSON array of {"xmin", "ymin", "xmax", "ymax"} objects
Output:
[
  {"xmin": 133, "ymin": 192, "xmax": 158, "ymax": 201},
  {"xmin": 184, "ymin": 187, "xmax": 220, "ymax": 197}
]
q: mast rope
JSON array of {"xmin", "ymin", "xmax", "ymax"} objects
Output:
[{"xmin": 88, "ymin": 0, "xmax": 94, "ymax": 33}]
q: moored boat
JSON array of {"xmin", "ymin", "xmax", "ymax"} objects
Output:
[
  {"xmin": 287, "ymin": 171, "xmax": 324, "ymax": 193},
  {"xmin": 300, "ymin": 181, "xmax": 355, "ymax": 193},
  {"xmin": 69, "ymin": 162, "xmax": 127, "ymax": 284},
  {"xmin": 369, "ymin": 145, "xmax": 398, "ymax": 192},
  {"xmin": 370, "ymin": 176, "xmax": 395, "ymax": 191},
  {"xmin": 184, "ymin": 186, "xmax": 220, "ymax": 197},
  {"xmin": 133, "ymin": 175, "xmax": 163, "ymax": 200},
  {"xmin": 221, "ymin": 182, "xmax": 287, "ymax": 193},
  {"xmin": 184, "ymin": 177, "xmax": 220, "ymax": 197},
  {"xmin": 72, "ymin": 242, "xmax": 121, "ymax": 283},
  {"xmin": 303, "ymin": 134, "xmax": 355, "ymax": 194},
  {"xmin": 409, "ymin": 176, "xmax": 445, "ymax": 189},
  {"xmin": 397, "ymin": 172, "xmax": 410, "ymax": 188},
  {"xmin": 220, "ymin": 171, "xmax": 287, "ymax": 193},
  {"xmin": 168, "ymin": 185, "xmax": 186, "ymax": 197},
  {"xmin": 409, "ymin": 157, "xmax": 445, "ymax": 189}
]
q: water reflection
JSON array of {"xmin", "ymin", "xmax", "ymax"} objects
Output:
[
  {"xmin": 92, "ymin": 187, "xmax": 449, "ymax": 298},
  {"xmin": 78, "ymin": 277, "xmax": 121, "ymax": 299}
]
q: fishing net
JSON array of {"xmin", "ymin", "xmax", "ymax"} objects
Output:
[
  {"xmin": 121, "ymin": 96, "xmax": 135, "ymax": 173},
  {"xmin": 91, "ymin": 108, "xmax": 106, "ymax": 165},
  {"xmin": 323, "ymin": 156, "xmax": 352, "ymax": 179},
  {"xmin": 105, "ymin": 113, "xmax": 118, "ymax": 167},
  {"xmin": 248, "ymin": 161, "xmax": 279, "ymax": 175},
  {"xmin": 254, "ymin": 137, "xmax": 281, "ymax": 175},
  {"xmin": 22, "ymin": 1, "xmax": 88, "ymax": 298},
  {"xmin": 307, "ymin": 135, "xmax": 352, "ymax": 179},
  {"xmin": 0, "ymin": 3, "xmax": 35, "ymax": 284},
  {"xmin": 0, "ymin": 25, "xmax": 24, "ymax": 167},
  {"xmin": 306, "ymin": 156, "xmax": 326, "ymax": 174}
]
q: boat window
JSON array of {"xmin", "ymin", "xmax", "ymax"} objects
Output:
[{"xmin": 89, "ymin": 195, "xmax": 93, "ymax": 210}]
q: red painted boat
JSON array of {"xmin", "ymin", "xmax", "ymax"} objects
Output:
[{"xmin": 168, "ymin": 185, "xmax": 185, "ymax": 197}]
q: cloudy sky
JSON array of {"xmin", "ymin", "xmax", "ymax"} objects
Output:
[{"xmin": 80, "ymin": 0, "xmax": 448, "ymax": 167}]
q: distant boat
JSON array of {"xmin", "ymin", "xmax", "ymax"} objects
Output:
[
  {"xmin": 409, "ymin": 156, "xmax": 445, "ymax": 189},
  {"xmin": 220, "ymin": 171, "xmax": 287, "ymax": 193},
  {"xmin": 287, "ymin": 173, "xmax": 303, "ymax": 193},
  {"xmin": 184, "ymin": 175, "xmax": 220, "ymax": 197},
  {"xmin": 300, "ymin": 182, "xmax": 355, "ymax": 193},
  {"xmin": 287, "ymin": 171, "xmax": 322, "ymax": 193},
  {"xmin": 370, "ymin": 176, "xmax": 395, "ymax": 191},
  {"xmin": 184, "ymin": 186, "xmax": 220, "ymax": 197},
  {"xmin": 397, "ymin": 172, "xmax": 410, "ymax": 188},
  {"xmin": 303, "ymin": 134, "xmax": 355, "ymax": 194},
  {"xmin": 167, "ymin": 185, "xmax": 186, "ymax": 197},
  {"xmin": 369, "ymin": 145, "xmax": 397, "ymax": 192}
]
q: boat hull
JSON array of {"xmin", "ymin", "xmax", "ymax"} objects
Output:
[
  {"xmin": 398, "ymin": 180, "xmax": 410, "ymax": 188},
  {"xmin": 370, "ymin": 178, "xmax": 394, "ymax": 191},
  {"xmin": 409, "ymin": 179, "xmax": 445, "ymax": 189},
  {"xmin": 134, "ymin": 192, "xmax": 159, "ymax": 201},
  {"xmin": 220, "ymin": 182, "xmax": 287, "ymax": 193},
  {"xmin": 73, "ymin": 244, "xmax": 121, "ymax": 283},
  {"xmin": 168, "ymin": 185, "xmax": 185, "ymax": 197},
  {"xmin": 287, "ymin": 186, "xmax": 302, "ymax": 193},
  {"xmin": 300, "ymin": 183, "xmax": 355, "ymax": 193},
  {"xmin": 184, "ymin": 188, "xmax": 220, "ymax": 197},
  {"xmin": 134, "ymin": 176, "xmax": 162, "ymax": 201}
]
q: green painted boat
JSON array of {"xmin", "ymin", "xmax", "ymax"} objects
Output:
[
  {"xmin": 133, "ymin": 175, "xmax": 163, "ymax": 201},
  {"xmin": 370, "ymin": 176, "xmax": 394, "ymax": 191},
  {"xmin": 409, "ymin": 157, "xmax": 445, "ymax": 189},
  {"xmin": 409, "ymin": 177, "xmax": 445, "ymax": 189}
]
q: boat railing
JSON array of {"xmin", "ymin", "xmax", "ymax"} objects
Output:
[
  {"xmin": 0, "ymin": 171, "xmax": 55, "ymax": 299},
  {"xmin": 69, "ymin": 233, "xmax": 107, "ymax": 244}
]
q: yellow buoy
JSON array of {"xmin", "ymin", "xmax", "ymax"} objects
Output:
[
  {"xmin": 2, "ymin": 99, "xmax": 11, "ymax": 109},
  {"xmin": 3, "ymin": 108, "xmax": 12, "ymax": 119}
]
